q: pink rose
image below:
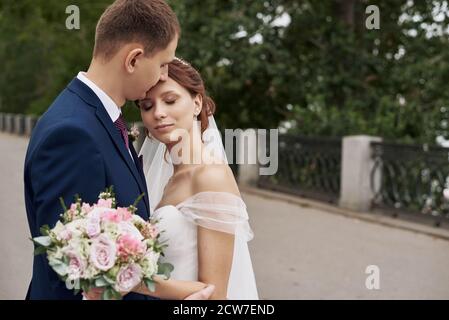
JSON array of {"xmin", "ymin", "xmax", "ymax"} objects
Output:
[
  {"xmin": 97, "ymin": 198, "xmax": 113, "ymax": 208},
  {"xmin": 116, "ymin": 234, "xmax": 146, "ymax": 259},
  {"xmin": 90, "ymin": 234, "xmax": 117, "ymax": 271},
  {"xmin": 59, "ymin": 228, "xmax": 72, "ymax": 241},
  {"xmin": 86, "ymin": 217, "xmax": 101, "ymax": 238},
  {"xmin": 101, "ymin": 210, "xmax": 121, "ymax": 223},
  {"xmin": 115, "ymin": 263, "xmax": 142, "ymax": 293},
  {"xmin": 117, "ymin": 207, "xmax": 132, "ymax": 221},
  {"xmin": 66, "ymin": 251, "xmax": 86, "ymax": 280},
  {"xmin": 118, "ymin": 221, "xmax": 144, "ymax": 241},
  {"xmin": 81, "ymin": 203, "xmax": 93, "ymax": 214}
]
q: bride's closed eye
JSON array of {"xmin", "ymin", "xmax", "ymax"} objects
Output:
[
  {"xmin": 140, "ymin": 100, "xmax": 153, "ymax": 111},
  {"xmin": 164, "ymin": 94, "xmax": 179, "ymax": 105},
  {"xmin": 164, "ymin": 98, "xmax": 177, "ymax": 105}
]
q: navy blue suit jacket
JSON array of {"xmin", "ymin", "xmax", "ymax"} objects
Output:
[{"xmin": 24, "ymin": 77, "xmax": 152, "ymax": 300}]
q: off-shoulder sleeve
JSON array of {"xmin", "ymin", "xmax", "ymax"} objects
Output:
[{"xmin": 177, "ymin": 191, "xmax": 254, "ymax": 242}]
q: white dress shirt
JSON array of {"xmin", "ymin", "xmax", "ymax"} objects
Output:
[{"xmin": 77, "ymin": 72, "xmax": 134, "ymax": 161}]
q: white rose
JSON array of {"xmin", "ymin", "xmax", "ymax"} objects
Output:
[
  {"xmin": 118, "ymin": 221, "xmax": 144, "ymax": 241},
  {"xmin": 142, "ymin": 251, "xmax": 160, "ymax": 278}
]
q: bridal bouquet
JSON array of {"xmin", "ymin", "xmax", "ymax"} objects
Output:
[{"xmin": 31, "ymin": 187, "xmax": 173, "ymax": 300}]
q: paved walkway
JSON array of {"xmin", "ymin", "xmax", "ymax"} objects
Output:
[{"xmin": 1, "ymin": 133, "xmax": 449, "ymax": 299}]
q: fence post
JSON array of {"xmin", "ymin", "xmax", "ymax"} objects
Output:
[
  {"xmin": 339, "ymin": 135, "xmax": 382, "ymax": 212},
  {"xmin": 14, "ymin": 114, "xmax": 25, "ymax": 135},
  {"xmin": 0, "ymin": 113, "xmax": 4, "ymax": 132},
  {"xmin": 5, "ymin": 114, "xmax": 15, "ymax": 133},
  {"xmin": 25, "ymin": 115, "xmax": 38, "ymax": 136}
]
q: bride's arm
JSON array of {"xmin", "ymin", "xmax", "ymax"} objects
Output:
[
  {"xmin": 138, "ymin": 165, "xmax": 238, "ymax": 300},
  {"xmin": 193, "ymin": 164, "xmax": 241, "ymax": 300},
  {"xmin": 84, "ymin": 278, "xmax": 211, "ymax": 300},
  {"xmin": 132, "ymin": 276, "xmax": 210, "ymax": 300},
  {"xmin": 197, "ymin": 226, "xmax": 234, "ymax": 300}
]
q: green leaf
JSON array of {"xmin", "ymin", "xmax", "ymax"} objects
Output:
[
  {"xmin": 94, "ymin": 277, "xmax": 109, "ymax": 287},
  {"xmin": 39, "ymin": 225, "xmax": 50, "ymax": 236},
  {"xmin": 50, "ymin": 262, "xmax": 68, "ymax": 276},
  {"xmin": 102, "ymin": 288, "xmax": 112, "ymax": 300},
  {"xmin": 32, "ymin": 236, "xmax": 52, "ymax": 247},
  {"xmin": 59, "ymin": 197, "xmax": 68, "ymax": 212},
  {"xmin": 33, "ymin": 245, "xmax": 47, "ymax": 256},
  {"xmin": 102, "ymin": 287, "xmax": 121, "ymax": 300},
  {"xmin": 103, "ymin": 275, "xmax": 116, "ymax": 285},
  {"xmin": 144, "ymin": 279, "xmax": 156, "ymax": 292},
  {"xmin": 110, "ymin": 289, "xmax": 122, "ymax": 300},
  {"xmin": 158, "ymin": 263, "xmax": 174, "ymax": 280},
  {"xmin": 132, "ymin": 192, "xmax": 146, "ymax": 208},
  {"xmin": 81, "ymin": 281, "xmax": 90, "ymax": 294}
]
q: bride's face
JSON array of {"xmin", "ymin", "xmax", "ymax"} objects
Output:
[{"xmin": 139, "ymin": 77, "xmax": 202, "ymax": 145}]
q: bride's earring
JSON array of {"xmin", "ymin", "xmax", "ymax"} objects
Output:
[{"xmin": 194, "ymin": 108, "xmax": 200, "ymax": 119}]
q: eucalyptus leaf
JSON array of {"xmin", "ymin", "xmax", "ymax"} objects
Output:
[
  {"xmin": 94, "ymin": 277, "xmax": 109, "ymax": 287},
  {"xmin": 144, "ymin": 279, "xmax": 156, "ymax": 292},
  {"xmin": 33, "ymin": 236, "xmax": 52, "ymax": 247}
]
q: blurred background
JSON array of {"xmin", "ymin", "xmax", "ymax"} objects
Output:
[{"xmin": 1, "ymin": 0, "xmax": 449, "ymax": 299}]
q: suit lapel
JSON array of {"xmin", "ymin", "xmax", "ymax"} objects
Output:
[
  {"xmin": 129, "ymin": 143, "xmax": 151, "ymax": 217},
  {"xmin": 95, "ymin": 107, "xmax": 149, "ymax": 211},
  {"xmin": 67, "ymin": 78, "xmax": 150, "ymax": 218}
]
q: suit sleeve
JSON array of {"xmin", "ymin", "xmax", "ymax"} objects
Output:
[{"xmin": 29, "ymin": 124, "xmax": 106, "ymax": 231}]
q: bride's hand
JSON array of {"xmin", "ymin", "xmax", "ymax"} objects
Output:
[
  {"xmin": 131, "ymin": 277, "xmax": 214, "ymax": 300},
  {"xmin": 184, "ymin": 284, "xmax": 215, "ymax": 300}
]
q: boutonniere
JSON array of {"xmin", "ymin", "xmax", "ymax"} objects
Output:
[{"xmin": 128, "ymin": 124, "xmax": 140, "ymax": 142}]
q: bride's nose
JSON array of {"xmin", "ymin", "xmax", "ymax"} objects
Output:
[{"xmin": 153, "ymin": 103, "xmax": 167, "ymax": 119}]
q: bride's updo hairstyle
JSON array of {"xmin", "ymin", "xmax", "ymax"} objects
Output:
[{"xmin": 168, "ymin": 57, "xmax": 216, "ymax": 136}]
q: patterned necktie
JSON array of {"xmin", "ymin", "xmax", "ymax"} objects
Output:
[{"xmin": 114, "ymin": 114, "xmax": 129, "ymax": 150}]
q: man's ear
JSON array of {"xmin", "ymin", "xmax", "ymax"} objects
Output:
[
  {"xmin": 193, "ymin": 94, "xmax": 203, "ymax": 115},
  {"xmin": 124, "ymin": 48, "xmax": 144, "ymax": 73}
]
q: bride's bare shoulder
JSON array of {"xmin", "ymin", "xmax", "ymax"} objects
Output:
[{"xmin": 192, "ymin": 164, "xmax": 240, "ymax": 196}]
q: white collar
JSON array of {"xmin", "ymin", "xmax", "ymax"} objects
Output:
[{"xmin": 77, "ymin": 71, "xmax": 121, "ymax": 122}]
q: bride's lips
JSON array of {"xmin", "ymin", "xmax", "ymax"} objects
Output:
[{"xmin": 154, "ymin": 123, "xmax": 174, "ymax": 132}]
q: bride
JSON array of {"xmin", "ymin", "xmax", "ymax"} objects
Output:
[{"xmin": 134, "ymin": 57, "xmax": 259, "ymax": 300}]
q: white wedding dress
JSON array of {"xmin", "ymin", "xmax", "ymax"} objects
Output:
[
  {"xmin": 139, "ymin": 114, "xmax": 258, "ymax": 299},
  {"xmin": 152, "ymin": 191, "xmax": 259, "ymax": 300}
]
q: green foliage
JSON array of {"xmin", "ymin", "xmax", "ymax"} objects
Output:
[
  {"xmin": 1, "ymin": 0, "xmax": 449, "ymax": 143},
  {"xmin": 0, "ymin": 0, "xmax": 110, "ymax": 115},
  {"xmin": 280, "ymin": 0, "xmax": 449, "ymax": 143}
]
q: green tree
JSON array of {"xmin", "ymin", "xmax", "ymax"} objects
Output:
[{"xmin": 2, "ymin": 0, "xmax": 449, "ymax": 144}]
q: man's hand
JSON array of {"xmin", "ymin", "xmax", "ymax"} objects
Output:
[
  {"xmin": 83, "ymin": 287, "xmax": 128, "ymax": 300},
  {"xmin": 184, "ymin": 284, "xmax": 215, "ymax": 300},
  {"xmin": 82, "ymin": 287, "xmax": 104, "ymax": 300}
]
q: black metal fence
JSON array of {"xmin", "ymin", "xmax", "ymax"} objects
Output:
[
  {"xmin": 258, "ymin": 135, "xmax": 342, "ymax": 203},
  {"xmin": 4, "ymin": 111, "xmax": 449, "ymax": 227},
  {"xmin": 370, "ymin": 141, "xmax": 449, "ymax": 225}
]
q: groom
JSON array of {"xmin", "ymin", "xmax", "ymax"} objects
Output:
[{"xmin": 24, "ymin": 0, "xmax": 210, "ymax": 300}]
